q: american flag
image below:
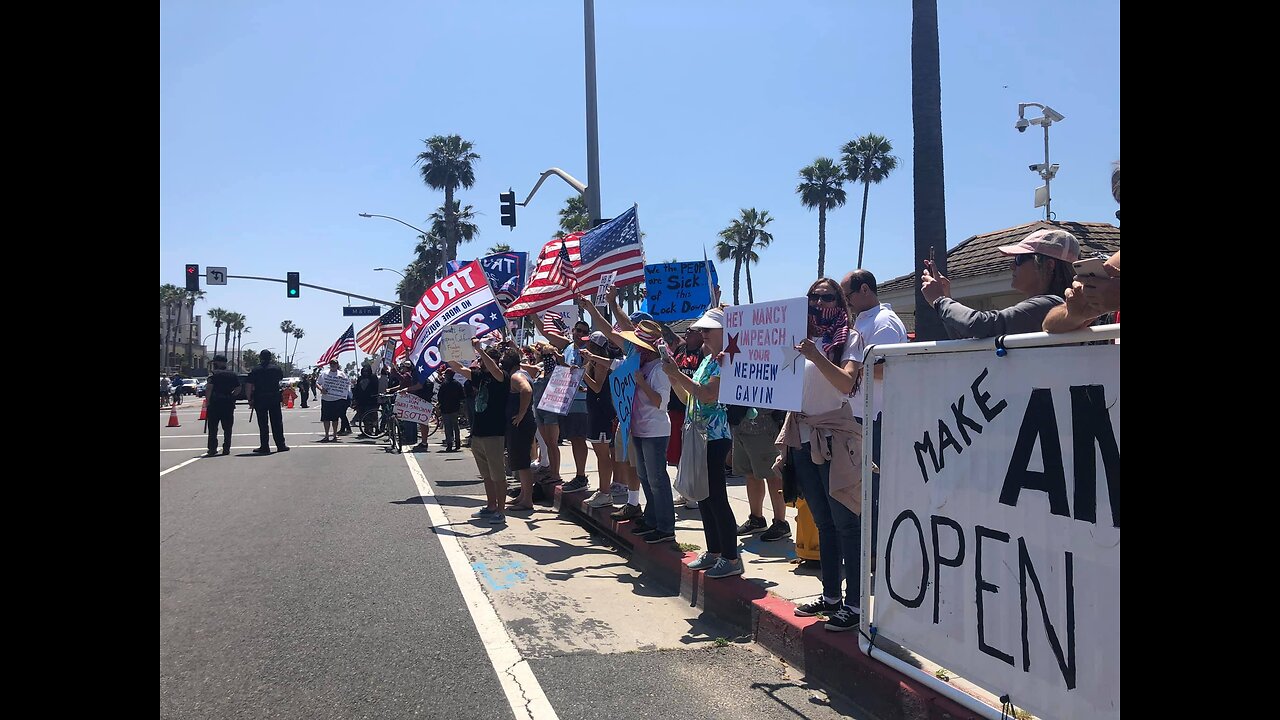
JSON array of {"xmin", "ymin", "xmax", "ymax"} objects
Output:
[
  {"xmin": 356, "ymin": 306, "xmax": 404, "ymax": 354},
  {"xmin": 540, "ymin": 309, "xmax": 568, "ymax": 336},
  {"xmin": 546, "ymin": 240, "xmax": 578, "ymax": 292},
  {"xmin": 504, "ymin": 205, "xmax": 645, "ymax": 317},
  {"xmin": 316, "ymin": 324, "xmax": 356, "ymax": 366}
]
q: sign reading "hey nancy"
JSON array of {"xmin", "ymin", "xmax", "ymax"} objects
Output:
[{"xmin": 717, "ymin": 297, "xmax": 806, "ymax": 411}]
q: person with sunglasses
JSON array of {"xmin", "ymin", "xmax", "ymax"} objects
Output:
[{"xmin": 920, "ymin": 228, "xmax": 1080, "ymax": 339}]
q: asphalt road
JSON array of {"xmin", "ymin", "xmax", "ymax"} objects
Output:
[{"xmin": 160, "ymin": 402, "xmax": 874, "ymax": 720}]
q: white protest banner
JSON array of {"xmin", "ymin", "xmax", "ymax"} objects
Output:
[
  {"xmin": 875, "ymin": 343, "xmax": 1120, "ymax": 720},
  {"xmin": 608, "ymin": 348, "xmax": 641, "ymax": 461},
  {"xmin": 594, "ymin": 271, "xmax": 617, "ymax": 306},
  {"xmin": 393, "ymin": 392, "xmax": 434, "ymax": 424},
  {"xmin": 441, "ymin": 324, "xmax": 476, "ymax": 363},
  {"xmin": 536, "ymin": 366, "xmax": 584, "ymax": 416},
  {"xmin": 717, "ymin": 297, "xmax": 807, "ymax": 411}
]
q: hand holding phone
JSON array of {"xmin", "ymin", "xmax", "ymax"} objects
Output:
[{"xmin": 1073, "ymin": 257, "xmax": 1109, "ymax": 279}]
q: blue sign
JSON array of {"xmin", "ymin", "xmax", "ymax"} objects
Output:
[
  {"xmin": 608, "ymin": 346, "xmax": 641, "ymax": 461},
  {"xmin": 446, "ymin": 252, "xmax": 528, "ymax": 307},
  {"xmin": 643, "ymin": 261, "xmax": 720, "ymax": 323},
  {"xmin": 342, "ymin": 305, "xmax": 381, "ymax": 317}
]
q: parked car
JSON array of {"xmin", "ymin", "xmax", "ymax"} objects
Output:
[
  {"xmin": 194, "ymin": 379, "xmax": 209, "ymax": 397},
  {"xmin": 174, "ymin": 378, "xmax": 199, "ymax": 396},
  {"xmin": 280, "ymin": 376, "xmax": 303, "ymax": 390}
]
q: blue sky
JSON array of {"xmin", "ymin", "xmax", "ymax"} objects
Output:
[{"xmin": 160, "ymin": 1, "xmax": 1119, "ymax": 367}]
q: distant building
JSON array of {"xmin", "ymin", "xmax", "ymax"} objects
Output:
[{"xmin": 877, "ymin": 220, "xmax": 1119, "ymax": 334}]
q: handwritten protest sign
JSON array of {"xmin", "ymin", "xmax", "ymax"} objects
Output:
[
  {"xmin": 537, "ymin": 366, "xmax": 585, "ymax": 415},
  {"xmin": 643, "ymin": 261, "xmax": 720, "ymax": 323},
  {"xmin": 441, "ymin": 324, "xmax": 476, "ymax": 363},
  {"xmin": 595, "ymin": 271, "xmax": 617, "ymax": 306},
  {"xmin": 717, "ymin": 297, "xmax": 806, "ymax": 411},
  {"xmin": 608, "ymin": 347, "xmax": 641, "ymax": 460},
  {"xmin": 394, "ymin": 392, "xmax": 433, "ymax": 424}
]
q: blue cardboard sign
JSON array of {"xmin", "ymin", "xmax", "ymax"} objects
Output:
[
  {"xmin": 643, "ymin": 261, "xmax": 720, "ymax": 322},
  {"xmin": 608, "ymin": 345, "xmax": 641, "ymax": 461}
]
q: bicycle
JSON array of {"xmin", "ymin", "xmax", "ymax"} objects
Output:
[
  {"xmin": 427, "ymin": 406, "xmax": 470, "ymax": 440},
  {"xmin": 357, "ymin": 394, "xmax": 402, "ymax": 453}
]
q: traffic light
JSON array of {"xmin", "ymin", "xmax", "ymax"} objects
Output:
[
  {"xmin": 185, "ymin": 264, "xmax": 200, "ymax": 292},
  {"xmin": 286, "ymin": 272, "xmax": 300, "ymax": 298},
  {"xmin": 499, "ymin": 190, "xmax": 517, "ymax": 229}
]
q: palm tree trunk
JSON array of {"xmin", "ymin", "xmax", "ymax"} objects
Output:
[
  {"xmin": 445, "ymin": 186, "xmax": 457, "ymax": 262},
  {"xmin": 746, "ymin": 258, "xmax": 754, "ymax": 303},
  {"xmin": 818, "ymin": 204, "xmax": 828, "ymax": 278},
  {"xmin": 858, "ymin": 181, "xmax": 871, "ymax": 269},
  {"xmin": 912, "ymin": 0, "xmax": 948, "ymax": 341},
  {"xmin": 732, "ymin": 256, "xmax": 742, "ymax": 305}
]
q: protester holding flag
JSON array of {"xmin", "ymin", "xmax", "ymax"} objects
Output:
[
  {"xmin": 449, "ymin": 338, "xmax": 513, "ymax": 525},
  {"xmin": 662, "ymin": 307, "xmax": 741, "ymax": 579}
]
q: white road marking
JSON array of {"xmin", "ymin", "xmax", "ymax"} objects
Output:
[
  {"xmin": 160, "ymin": 457, "xmax": 202, "ymax": 476},
  {"xmin": 403, "ymin": 453, "xmax": 557, "ymax": 720},
  {"xmin": 160, "ymin": 445, "xmax": 370, "ymax": 452}
]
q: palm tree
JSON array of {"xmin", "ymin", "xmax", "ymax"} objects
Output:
[
  {"xmin": 222, "ymin": 312, "xmax": 242, "ymax": 369},
  {"xmin": 487, "ymin": 242, "xmax": 512, "ymax": 254},
  {"xmin": 797, "ymin": 158, "xmax": 848, "ymax": 278},
  {"xmin": 291, "ymin": 328, "xmax": 305, "ymax": 365},
  {"xmin": 160, "ymin": 284, "xmax": 184, "ymax": 369},
  {"xmin": 397, "ymin": 232, "xmax": 448, "ymax": 306},
  {"xmin": 280, "ymin": 320, "xmax": 295, "ymax": 363},
  {"xmin": 715, "ymin": 209, "xmax": 774, "ymax": 304},
  {"xmin": 416, "ymin": 134, "xmax": 480, "ymax": 263},
  {"xmin": 912, "ymin": 0, "xmax": 948, "ymax": 341},
  {"xmin": 207, "ymin": 307, "xmax": 229, "ymax": 358},
  {"xmin": 429, "ymin": 200, "xmax": 480, "ymax": 256},
  {"xmin": 183, "ymin": 289, "xmax": 206, "ymax": 372},
  {"xmin": 232, "ymin": 319, "xmax": 251, "ymax": 371},
  {"xmin": 842, "ymin": 133, "xmax": 900, "ymax": 269},
  {"xmin": 554, "ymin": 195, "xmax": 591, "ymax": 239}
]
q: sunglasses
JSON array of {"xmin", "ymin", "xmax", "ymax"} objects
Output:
[
  {"xmin": 808, "ymin": 292, "xmax": 839, "ymax": 303},
  {"xmin": 1013, "ymin": 254, "xmax": 1039, "ymax": 267}
]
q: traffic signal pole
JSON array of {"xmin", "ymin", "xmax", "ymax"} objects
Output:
[{"xmin": 217, "ymin": 274, "xmax": 401, "ymax": 308}]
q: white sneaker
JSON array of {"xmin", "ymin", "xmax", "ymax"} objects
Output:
[
  {"xmin": 673, "ymin": 492, "xmax": 690, "ymax": 506},
  {"xmin": 586, "ymin": 491, "xmax": 615, "ymax": 508}
]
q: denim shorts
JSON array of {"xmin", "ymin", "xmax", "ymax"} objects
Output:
[{"xmin": 535, "ymin": 408, "xmax": 562, "ymax": 425}]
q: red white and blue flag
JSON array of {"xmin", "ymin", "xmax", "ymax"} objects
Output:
[
  {"xmin": 356, "ymin": 306, "xmax": 404, "ymax": 355},
  {"xmin": 504, "ymin": 205, "xmax": 645, "ymax": 317},
  {"xmin": 399, "ymin": 261, "xmax": 507, "ymax": 375},
  {"xmin": 316, "ymin": 324, "xmax": 356, "ymax": 366}
]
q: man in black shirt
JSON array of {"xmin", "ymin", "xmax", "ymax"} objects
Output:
[
  {"xmin": 203, "ymin": 355, "xmax": 241, "ymax": 457},
  {"xmin": 245, "ymin": 349, "xmax": 289, "ymax": 454},
  {"xmin": 436, "ymin": 368, "xmax": 464, "ymax": 452}
]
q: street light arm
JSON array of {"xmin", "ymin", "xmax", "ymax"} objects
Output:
[
  {"xmin": 358, "ymin": 213, "xmax": 431, "ymax": 236},
  {"xmin": 519, "ymin": 167, "xmax": 587, "ymax": 208}
]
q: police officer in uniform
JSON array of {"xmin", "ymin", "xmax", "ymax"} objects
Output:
[
  {"xmin": 245, "ymin": 349, "xmax": 289, "ymax": 454},
  {"xmin": 203, "ymin": 355, "xmax": 241, "ymax": 457}
]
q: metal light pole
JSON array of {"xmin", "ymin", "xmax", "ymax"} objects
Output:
[
  {"xmin": 358, "ymin": 213, "xmax": 431, "ymax": 237},
  {"xmin": 1015, "ymin": 102, "xmax": 1065, "ymax": 220},
  {"xmin": 374, "ymin": 267, "xmax": 412, "ymax": 326},
  {"xmin": 584, "ymin": 0, "xmax": 602, "ymax": 226}
]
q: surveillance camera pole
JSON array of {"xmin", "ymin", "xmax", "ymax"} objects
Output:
[{"xmin": 1018, "ymin": 102, "xmax": 1064, "ymax": 220}]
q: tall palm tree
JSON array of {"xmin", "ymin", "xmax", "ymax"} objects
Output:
[
  {"xmin": 280, "ymin": 320, "xmax": 295, "ymax": 363},
  {"xmin": 797, "ymin": 158, "xmax": 848, "ymax": 278},
  {"xmin": 416, "ymin": 134, "xmax": 480, "ymax": 263},
  {"xmin": 842, "ymin": 133, "xmax": 900, "ymax": 269},
  {"xmin": 430, "ymin": 200, "xmax": 480, "ymax": 255},
  {"xmin": 291, "ymin": 328, "xmax": 305, "ymax": 365},
  {"xmin": 207, "ymin": 307, "xmax": 229, "ymax": 358},
  {"xmin": 232, "ymin": 319, "xmax": 250, "ymax": 371},
  {"xmin": 912, "ymin": 0, "xmax": 948, "ymax": 341},
  {"xmin": 487, "ymin": 242, "xmax": 512, "ymax": 254},
  {"xmin": 397, "ymin": 232, "xmax": 448, "ymax": 306},
  {"xmin": 160, "ymin": 284, "xmax": 184, "ymax": 369},
  {"xmin": 222, "ymin": 312, "xmax": 242, "ymax": 369},
  {"xmin": 554, "ymin": 195, "xmax": 591, "ymax": 239},
  {"xmin": 715, "ymin": 209, "xmax": 774, "ymax": 304},
  {"xmin": 183, "ymin": 289, "xmax": 206, "ymax": 372}
]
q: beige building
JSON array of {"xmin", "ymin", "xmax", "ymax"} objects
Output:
[{"xmin": 877, "ymin": 220, "xmax": 1119, "ymax": 335}]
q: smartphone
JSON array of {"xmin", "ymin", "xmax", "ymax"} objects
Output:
[
  {"xmin": 658, "ymin": 341, "xmax": 676, "ymax": 364},
  {"xmin": 1072, "ymin": 257, "xmax": 1109, "ymax": 279}
]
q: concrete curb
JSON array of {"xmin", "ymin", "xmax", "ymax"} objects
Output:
[{"xmin": 552, "ymin": 483, "xmax": 981, "ymax": 720}]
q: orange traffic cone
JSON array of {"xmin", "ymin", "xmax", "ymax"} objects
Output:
[
  {"xmin": 198, "ymin": 397, "xmax": 208, "ymax": 420},
  {"xmin": 167, "ymin": 404, "xmax": 181, "ymax": 427},
  {"xmin": 286, "ymin": 395, "xmax": 294, "ymax": 409}
]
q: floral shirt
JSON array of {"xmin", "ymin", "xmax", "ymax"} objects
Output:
[{"xmin": 687, "ymin": 355, "xmax": 729, "ymax": 441}]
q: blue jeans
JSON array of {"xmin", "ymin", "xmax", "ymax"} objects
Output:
[
  {"xmin": 792, "ymin": 441, "xmax": 862, "ymax": 608},
  {"xmin": 633, "ymin": 436, "xmax": 673, "ymax": 533}
]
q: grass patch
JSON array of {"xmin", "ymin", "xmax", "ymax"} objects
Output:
[
  {"xmin": 714, "ymin": 637, "xmax": 729, "ymax": 647},
  {"xmin": 934, "ymin": 667, "xmax": 951, "ymax": 681},
  {"xmin": 677, "ymin": 542, "xmax": 701, "ymax": 552}
]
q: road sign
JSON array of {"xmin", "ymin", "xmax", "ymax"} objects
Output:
[
  {"xmin": 207, "ymin": 266, "xmax": 228, "ymax": 285},
  {"xmin": 342, "ymin": 305, "xmax": 382, "ymax": 317}
]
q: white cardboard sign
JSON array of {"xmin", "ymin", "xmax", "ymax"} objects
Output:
[{"xmin": 716, "ymin": 297, "xmax": 807, "ymax": 411}]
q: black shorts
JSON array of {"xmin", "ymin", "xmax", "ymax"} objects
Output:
[
  {"xmin": 321, "ymin": 399, "xmax": 347, "ymax": 422},
  {"xmin": 587, "ymin": 413, "xmax": 616, "ymax": 444},
  {"xmin": 506, "ymin": 417, "xmax": 537, "ymax": 469}
]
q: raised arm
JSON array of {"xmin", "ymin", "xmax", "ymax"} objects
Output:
[{"xmin": 473, "ymin": 338, "xmax": 505, "ymax": 381}]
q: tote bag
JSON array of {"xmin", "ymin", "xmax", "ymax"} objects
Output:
[{"xmin": 674, "ymin": 418, "xmax": 710, "ymax": 502}]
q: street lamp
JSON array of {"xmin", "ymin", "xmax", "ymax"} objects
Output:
[
  {"xmin": 358, "ymin": 213, "xmax": 430, "ymax": 237},
  {"xmin": 1016, "ymin": 102, "xmax": 1065, "ymax": 220},
  {"xmin": 373, "ymin": 267, "xmax": 406, "ymax": 280}
]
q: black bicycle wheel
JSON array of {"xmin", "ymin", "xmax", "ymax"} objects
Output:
[
  {"xmin": 425, "ymin": 415, "xmax": 439, "ymax": 438},
  {"xmin": 358, "ymin": 410, "xmax": 386, "ymax": 438},
  {"xmin": 388, "ymin": 417, "xmax": 400, "ymax": 453}
]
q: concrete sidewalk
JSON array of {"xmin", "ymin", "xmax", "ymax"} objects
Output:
[{"xmin": 533, "ymin": 445, "xmax": 996, "ymax": 720}]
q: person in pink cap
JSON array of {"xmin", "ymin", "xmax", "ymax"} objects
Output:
[{"xmin": 920, "ymin": 227, "xmax": 1080, "ymax": 338}]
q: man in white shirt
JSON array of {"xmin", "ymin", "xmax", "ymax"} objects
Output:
[
  {"xmin": 841, "ymin": 269, "xmax": 908, "ymax": 563},
  {"xmin": 317, "ymin": 359, "xmax": 352, "ymax": 442}
]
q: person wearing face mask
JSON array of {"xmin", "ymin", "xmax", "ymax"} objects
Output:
[
  {"xmin": 544, "ymin": 319, "xmax": 594, "ymax": 492},
  {"xmin": 502, "ymin": 347, "xmax": 538, "ymax": 511}
]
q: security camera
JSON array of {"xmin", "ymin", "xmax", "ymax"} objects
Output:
[
  {"xmin": 1042, "ymin": 106, "xmax": 1065, "ymax": 122},
  {"xmin": 1014, "ymin": 118, "xmax": 1029, "ymax": 133},
  {"xmin": 1029, "ymin": 163, "xmax": 1047, "ymax": 172}
]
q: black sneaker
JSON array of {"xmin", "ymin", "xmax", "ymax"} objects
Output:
[
  {"xmin": 610, "ymin": 503, "xmax": 642, "ymax": 521},
  {"xmin": 760, "ymin": 520, "xmax": 792, "ymax": 542},
  {"xmin": 561, "ymin": 476, "xmax": 589, "ymax": 493},
  {"xmin": 824, "ymin": 606, "xmax": 860, "ymax": 632},
  {"xmin": 251, "ymin": 447, "xmax": 271, "ymax": 455},
  {"xmin": 736, "ymin": 515, "xmax": 767, "ymax": 535},
  {"xmin": 794, "ymin": 598, "xmax": 841, "ymax": 618},
  {"xmin": 629, "ymin": 519, "xmax": 656, "ymax": 535},
  {"xmin": 277, "ymin": 446, "xmax": 290, "ymax": 452},
  {"xmin": 645, "ymin": 530, "xmax": 676, "ymax": 544}
]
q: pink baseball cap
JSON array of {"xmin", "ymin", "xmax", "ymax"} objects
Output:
[{"xmin": 997, "ymin": 229, "xmax": 1081, "ymax": 262}]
